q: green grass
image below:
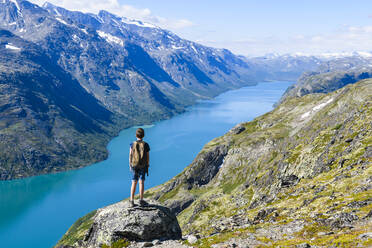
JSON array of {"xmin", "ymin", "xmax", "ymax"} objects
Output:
[
  {"xmin": 158, "ymin": 184, "xmax": 182, "ymax": 203},
  {"xmin": 56, "ymin": 210, "xmax": 97, "ymax": 246},
  {"xmin": 101, "ymin": 239, "xmax": 130, "ymax": 248}
]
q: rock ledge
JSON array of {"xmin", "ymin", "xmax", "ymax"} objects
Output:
[{"xmin": 57, "ymin": 200, "xmax": 182, "ymax": 248}]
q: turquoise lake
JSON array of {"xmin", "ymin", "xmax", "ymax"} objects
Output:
[{"xmin": 0, "ymin": 81, "xmax": 293, "ymax": 248}]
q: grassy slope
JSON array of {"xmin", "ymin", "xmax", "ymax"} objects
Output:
[{"xmin": 57, "ymin": 79, "xmax": 372, "ymax": 247}]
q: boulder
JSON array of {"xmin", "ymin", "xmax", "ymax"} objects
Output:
[
  {"xmin": 73, "ymin": 200, "xmax": 181, "ymax": 248},
  {"xmin": 187, "ymin": 235, "xmax": 198, "ymax": 244},
  {"xmin": 230, "ymin": 124, "xmax": 246, "ymax": 135}
]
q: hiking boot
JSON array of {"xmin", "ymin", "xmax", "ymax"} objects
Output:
[
  {"xmin": 139, "ymin": 199, "xmax": 148, "ymax": 207},
  {"xmin": 129, "ymin": 200, "xmax": 135, "ymax": 208}
]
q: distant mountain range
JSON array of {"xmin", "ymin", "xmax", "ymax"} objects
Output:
[
  {"xmin": 1, "ymin": 0, "xmax": 371, "ymax": 179},
  {"xmin": 277, "ymin": 52, "xmax": 372, "ymax": 104}
]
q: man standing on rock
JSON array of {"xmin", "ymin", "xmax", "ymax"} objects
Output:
[{"xmin": 129, "ymin": 128, "xmax": 150, "ymax": 207}]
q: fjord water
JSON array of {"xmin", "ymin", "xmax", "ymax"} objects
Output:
[{"xmin": 0, "ymin": 81, "xmax": 292, "ymax": 248}]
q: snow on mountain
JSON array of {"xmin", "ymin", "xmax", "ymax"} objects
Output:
[
  {"xmin": 97, "ymin": 30, "xmax": 124, "ymax": 46},
  {"xmin": 5, "ymin": 43, "xmax": 20, "ymax": 50},
  {"xmin": 259, "ymin": 51, "xmax": 372, "ymax": 60},
  {"xmin": 120, "ymin": 17, "xmax": 158, "ymax": 28}
]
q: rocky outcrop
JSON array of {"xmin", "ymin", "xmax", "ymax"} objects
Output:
[{"xmin": 56, "ymin": 201, "xmax": 182, "ymax": 248}]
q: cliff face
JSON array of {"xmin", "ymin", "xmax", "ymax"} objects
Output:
[{"xmin": 59, "ymin": 79, "xmax": 371, "ymax": 247}]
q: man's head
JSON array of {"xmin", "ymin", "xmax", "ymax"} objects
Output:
[{"xmin": 136, "ymin": 128, "xmax": 145, "ymax": 139}]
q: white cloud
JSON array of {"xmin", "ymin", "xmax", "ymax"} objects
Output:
[
  {"xmin": 197, "ymin": 24, "xmax": 372, "ymax": 57},
  {"xmin": 29, "ymin": 0, "xmax": 194, "ymax": 30}
]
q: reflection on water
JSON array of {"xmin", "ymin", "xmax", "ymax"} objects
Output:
[{"xmin": 0, "ymin": 81, "xmax": 293, "ymax": 248}]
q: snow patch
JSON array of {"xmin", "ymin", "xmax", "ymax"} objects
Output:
[
  {"xmin": 301, "ymin": 111, "xmax": 310, "ymax": 119},
  {"xmin": 18, "ymin": 28, "xmax": 25, "ymax": 32},
  {"xmin": 94, "ymin": 15, "xmax": 104, "ymax": 23},
  {"xmin": 5, "ymin": 43, "xmax": 21, "ymax": 50},
  {"xmin": 97, "ymin": 30, "xmax": 124, "ymax": 46},
  {"xmin": 167, "ymin": 35, "xmax": 175, "ymax": 41},
  {"xmin": 301, "ymin": 98, "xmax": 334, "ymax": 119},
  {"xmin": 172, "ymin": 45, "xmax": 184, "ymax": 50},
  {"xmin": 121, "ymin": 17, "xmax": 157, "ymax": 28},
  {"xmin": 111, "ymin": 19, "xmax": 120, "ymax": 26},
  {"xmin": 313, "ymin": 98, "xmax": 333, "ymax": 111},
  {"xmin": 191, "ymin": 45, "xmax": 198, "ymax": 54},
  {"xmin": 54, "ymin": 8, "xmax": 61, "ymax": 17},
  {"xmin": 72, "ymin": 34, "xmax": 79, "ymax": 42},
  {"xmin": 8, "ymin": 22, "xmax": 16, "ymax": 25},
  {"xmin": 80, "ymin": 28, "xmax": 88, "ymax": 34},
  {"xmin": 56, "ymin": 17, "xmax": 68, "ymax": 25}
]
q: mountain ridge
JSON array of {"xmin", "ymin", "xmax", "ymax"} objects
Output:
[
  {"xmin": 1, "ymin": 0, "xmax": 371, "ymax": 182},
  {"xmin": 0, "ymin": 0, "xmax": 260, "ymax": 179}
]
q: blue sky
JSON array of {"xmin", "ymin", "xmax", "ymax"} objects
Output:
[{"xmin": 31, "ymin": 0, "xmax": 372, "ymax": 56}]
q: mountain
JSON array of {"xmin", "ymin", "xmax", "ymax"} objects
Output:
[
  {"xmin": 58, "ymin": 79, "xmax": 372, "ymax": 247},
  {"xmin": 1, "ymin": 0, "xmax": 370, "ymax": 181},
  {"xmin": 0, "ymin": 0, "xmax": 262, "ymax": 179},
  {"xmin": 245, "ymin": 53, "xmax": 323, "ymax": 81},
  {"xmin": 1, "ymin": 0, "xmax": 257, "ymax": 116},
  {"xmin": 278, "ymin": 53, "xmax": 372, "ymax": 104},
  {"xmin": 0, "ymin": 29, "xmax": 125, "ymax": 179},
  {"xmin": 244, "ymin": 52, "xmax": 372, "ymax": 82}
]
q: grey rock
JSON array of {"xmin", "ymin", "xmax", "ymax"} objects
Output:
[
  {"xmin": 345, "ymin": 138, "xmax": 353, "ymax": 143},
  {"xmin": 347, "ymin": 198, "xmax": 372, "ymax": 208},
  {"xmin": 322, "ymin": 212, "xmax": 359, "ymax": 229},
  {"xmin": 83, "ymin": 200, "xmax": 182, "ymax": 248},
  {"xmin": 230, "ymin": 124, "xmax": 246, "ymax": 135},
  {"xmin": 152, "ymin": 239, "xmax": 161, "ymax": 245},
  {"xmin": 254, "ymin": 208, "xmax": 276, "ymax": 223},
  {"xmin": 280, "ymin": 175, "xmax": 299, "ymax": 187},
  {"xmin": 296, "ymin": 243, "xmax": 311, "ymax": 248},
  {"xmin": 184, "ymin": 145, "xmax": 228, "ymax": 188},
  {"xmin": 141, "ymin": 242, "xmax": 154, "ymax": 247},
  {"xmin": 165, "ymin": 194, "xmax": 195, "ymax": 215},
  {"xmin": 187, "ymin": 235, "xmax": 198, "ymax": 244},
  {"xmin": 358, "ymin": 232, "xmax": 372, "ymax": 240}
]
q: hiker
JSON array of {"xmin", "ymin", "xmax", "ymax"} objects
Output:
[{"xmin": 129, "ymin": 128, "xmax": 150, "ymax": 207}]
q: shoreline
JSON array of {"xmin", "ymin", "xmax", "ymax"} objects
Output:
[
  {"xmin": 0, "ymin": 80, "xmax": 295, "ymax": 248},
  {"xmin": 0, "ymin": 80, "xmax": 293, "ymax": 182}
]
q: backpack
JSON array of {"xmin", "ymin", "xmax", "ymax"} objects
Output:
[{"xmin": 130, "ymin": 141, "xmax": 147, "ymax": 169}]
